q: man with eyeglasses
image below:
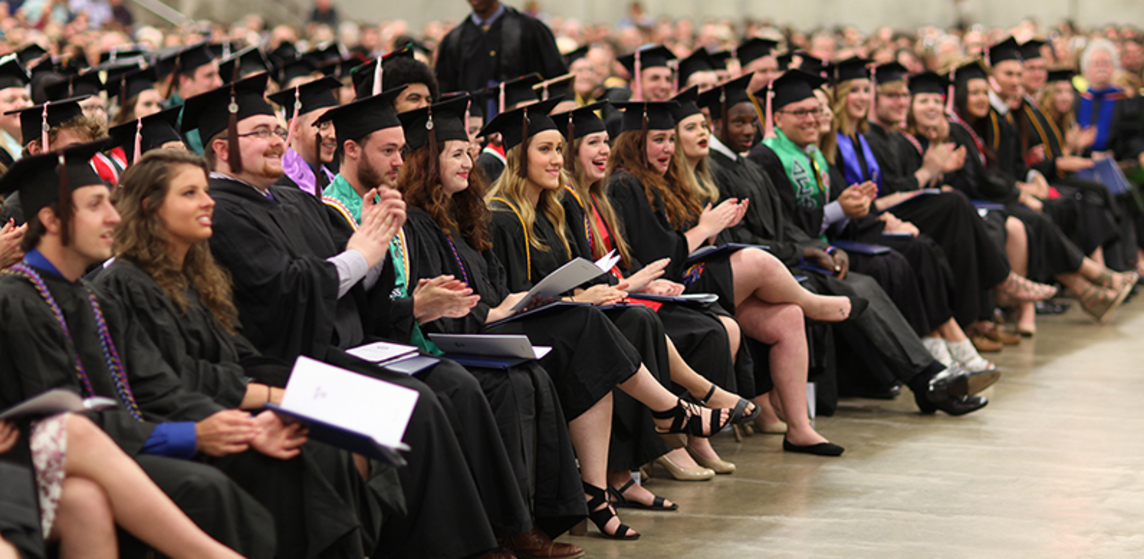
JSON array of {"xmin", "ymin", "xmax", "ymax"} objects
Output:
[{"xmin": 267, "ymin": 77, "xmax": 342, "ymax": 196}]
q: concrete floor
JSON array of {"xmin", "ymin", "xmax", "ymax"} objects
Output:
[{"xmin": 570, "ymin": 301, "xmax": 1144, "ymax": 558}]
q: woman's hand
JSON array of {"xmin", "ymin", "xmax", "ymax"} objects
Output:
[
  {"xmin": 571, "ymin": 284, "xmax": 629, "ymax": 306},
  {"xmin": 0, "ymin": 420, "xmax": 18, "ymax": 455},
  {"xmin": 641, "ymin": 279, "xmax": 685, "ymax": 296},
  {"xmin": 486, "ymin": 292, "xmax": 529, "ymax": 323},
  {"xmin": 696, "ymin": 199, "xmax": 741, "ymax": 237},
  {"xmin": 413, "ymin": 275, "xmax": 480, "ymax": 324},
  {"xmin": 878, "ymin": 212, "xmax": 919, "ymax": 237},
  {"xmin": 195, "ymin": 410, "xmax": 259, "ymax": 457},
  {"xmin": 0, "ymin": 220, "xmax": 26, "ymax": 268},
  {"xmin": 249, "ymin": 411, "xmax": 307, "ymax": 460},
  {"xmin": 623, "ymin": 258, "xmax": 669, "ymax": 293}
]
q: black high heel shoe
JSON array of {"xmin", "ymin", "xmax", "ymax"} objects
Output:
[
  {"xmin": 584, "ymin": 482, "xmax": 639, "ymax": 540},
  {"xmin": 652, "ymin": 398, "xmax": 732, "ymax": 438},
  {"xmin": 685, "ymin": 384, "xmax": 761, "ymax": 426}
]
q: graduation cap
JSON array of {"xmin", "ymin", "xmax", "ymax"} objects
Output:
[
  {"xmin": 533, "ymin": 73, "xmax": 574, "ymax": 101},
  {"xmin": 617, "ymin": 45, "xmax": 676, "ymax": 101},
  {"xmin": 777, "ymin": 51, "xmax": 824, "ymax": 75},
  {"xmin": 669, "ymin": 86, "xmax": 702, "ymax": 122},
  {"xmin": 827, "ymin": 56, "xmax": 872, "ymax": 84},
  {"xmin": 610, "ymin": 100, "xmax": 678, "ymax": 133},
  {"xmin": 480, "ymin": 73, "xmax": 542, "ymax": 113},
  {"xmin": 304, "ymin": 43, "xmax": 345, "ymax": 67},
  {"xmin": 43, "ymin": 71, "xmax": 103, "ymax": 102},
  {"xmin": 92, "ymin": 56, "xmax": 146, "ymax": 83},
  {"xmin": 753, "ymin": 69, "xmax": 828, "ymax": 139},
  {"xmin": 1046, "ymin": 68, "xmax": 1076, "ymax": 84},
  {"xmin": 550, "ymin": 100, "xmax": 608, "ymax": 142},
  {"xmin": 0, "ymin": 55, "xmax": 30, "ymax": 91},
  {"xmin": 267, "ymin": 42, "xmax": 299, "ymax": 67},
  {"xmin": 696, "ymin": 73, "xmax": 752, "ymax": 121},
  {"xmin": 736, "ymin": 38, "xmax": 779, "ymax": 68},
  {"xmin": 319, "ymin": 56, "xmax": 363, "ymax": 81},
  {"xmin": 106, "ymin": 106, "xmax": 182, "ymax": 164},
  {"xmin": 6, "ymin": 96, "xmax": 88, "ymax": 147},
  {"xmin": 1019, "ymin": 39, "xmax": 1047, "ymax": 61},
  {"xmin": 350, "ymin": 46, "xmax": 415, "ymax": 99},
  {"xmin": 445, "ymin": 88, "xmax": 493, "ymax": 121},
  {"xmin": 154, "ymin": 41, "xmax": 215, "ymax": 82},
  {"xmin": 267, "ymin": 76, "xmax": 341, "ymax": 120},
  {"xmin": 219, "ymin": 46, "xmax": 271, "ymax": 83},
  {"xmin": 710, "ymin": 50, "xmax": 732, "ymax": 71},
  {"xmin": 180, "ymin": 73, "xmax": 274, "ymax": 173},
  {"xmin": 16, "ymin": 44, "xmax": 48, "ymax": 68},
  {"xmin": 208, "ymin": 41, "xmax": 244, "ymax": 61},
  {"xmin": 477, "ymin": 97, "xmax": 562, "ymax": 154},
  {"xmin": 676, "ymin": 49, "xmax": 717, "ymax": 89},
  {"xmin": 564, "ymin": 45, "xmax": 589, "ymax": 67},
  {"xmin": 316, "ymin": 86, "xmax": 406, "ymax": 147},
  {"xmin": 99, "ymin": 48, "xmax": 147, "ymax": 64},
  {"xmin": 105, "ymin": 66, "xmax": 157, "ymax": 108},
  {"xmin": 0, "ymin": 140, "xmax": 109, "ymax": 245},
  {"xmin": 872, "ymin": 62, "xmax": 908, "ymax": 85},
  {"xmin": 907, "ymin": 71, "xmax": 949, "ymax": 95},
  {"xmin": 985, "ymin": 37, "xmax": 1023, "ymax": 66},
  {"xmin": 948, "ymin": 59, "xmax": 989, "ymax": 113},
  {"xmin": 398, "ymin": 94, "xmax": 470, "ymax": 153}
]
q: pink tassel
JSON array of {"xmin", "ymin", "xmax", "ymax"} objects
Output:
[
  {"xmin": 946, "ymin": 67, "xmax": 956, "ymax": 116},
  {"xmin": 671, "ymin": 59, "xmax": 678, "ymax": 96},
  {"xmin": 542, "ymin": 83, "xmax": 549, "ymax": 101},
  {"xmin": 283, "ymin": 86, "xmax": 301, "ymax": 149},
  {"xmin": 40, "ymin": 102, "xmax": 49, "ymax": 152},
  {"xmin": 868, "ymin": 65, "xmax": 877, "ymax": 123},
  {"xmin": 763, "ymin": 85, "xmax": 776, "ymax": 140},
  {"xmin": 133, "ymin": 117, "xmax": 142, "ymax": 163},
  {"xmin": 464, "ymin": 98, "xmax": 471, "ymax": 139},
  {"xmin": 633, "ymin": 50, "xmax": 643, "ymax": 101},
  {"xmin": 372, "ymin": 57, "xmax": 382, "ymax": 96},
  {"xmin": 498, "ymin": 82, "xmax": 505, "ymax": 113}
]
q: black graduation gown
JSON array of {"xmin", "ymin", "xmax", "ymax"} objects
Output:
[
  {"xmin": 435, "ymin": 5, "xmax": 567, "ymax": 94},
  {"xmin": 94, "ymin": 259, "xmax": 393, "ymax": 555},
  {"xmin": 403, "ymin": 210, "xmax": 592, "ymax": 537},
  {"xmin": 477, "ymin": 151, "xmax": 505, "ymax": 184},
  {"xmin": 0, "ymin": 269, "xmax": 277, "ymax": 559},
  {"xmin": 1, "ymin": 191, "xmax": 24, "ymax": 225},
  {"xmin": 866, "ymin": 122, "xmax": 1011, "ymax": 325},
  {"xmin": 0, "ymin": 462, "xmax": 43, "ymax": 559},
  {"xmin": 205, "ymin": 176, "xmax": 514, "ymax": 558},
  {"xmin": 488, "ymin": 199, "xmax": 671, "ymax": 470}
]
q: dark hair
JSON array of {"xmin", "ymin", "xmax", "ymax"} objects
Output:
[
  {"xmin": 113, "ymin": 149, "xmax": 239, "ymax": 332},
  {"xmin": 21, "ymin": 202, "xmax": 54, "ymax": 252},
  {"xmin": 398, "ymin": 141, "xmax": 492, "ymax": 251},
  {"xmin": 383, "ymin": 57, "xmax": 440, "ymax": 103},
  {"xmin": 953, "ymin": 78, "xmax": 998, "ymax": 167},
  {"xmin": 606, "ymin": 129, "xmax": 702, "ymax": 229},
  {"xmin": 111, "ymin": 92, "xmax": 142, "ymax": 126}
]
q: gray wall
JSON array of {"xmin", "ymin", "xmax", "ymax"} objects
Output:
[{"xmin": 332, "ymin": 0, "xmax": 1144, "ymax": 33}]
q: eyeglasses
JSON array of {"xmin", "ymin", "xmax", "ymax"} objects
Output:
[
  {"xmin": 778, "ymin": 108, "xmax": 824, "ymax": 119},
  {"xmin": 880, "ymin": 93, "xmax": 911, "ymax": 100},
  {"xmin": 236, "ymin": 127, "xmax": 289, "ymax": 141}
]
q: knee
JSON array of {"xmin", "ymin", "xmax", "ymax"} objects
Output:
[
  {"xmin": 739, "ymin": 247, "xmax": 782, "ymax": 272},
  {"xmin": 773, "ymin": 303, "xmax": 806, "ymax": 332},
  {"xmin": 55, "ymin": 477, "xmax": 114, "ymax": 534},
  {"xmin": 64, "ymin": 413, "xmax": 106, "ymax": 451},
  {"xmin": 719, "ymin": 316, "xmax": 741, "ymax": 343}
]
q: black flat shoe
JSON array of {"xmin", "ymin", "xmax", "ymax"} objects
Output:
[
  {"xmin": 914, "ymin": 366, "xmax": 991, "ymax": 416},
  {"xmin": 782, "ymin": 438, "xmax": 845, "ymax": 456}
]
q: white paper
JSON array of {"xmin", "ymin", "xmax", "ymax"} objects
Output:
[
  {"xmin": 594, "ymin": 249, "xmax": 621, "ymax": 272},
  {"xmin": 429, "ymin": 333, "xmax": 551, "ymax": 359},
  {"xmin": 281, "ymin": 356, "xmax": 419, "ymax": 449},
  {"xmin": 510, "ymin": 257, "xmax": 608, "ymax": 311},
  {"xmin": 0, "ymin": 390, "xmax": 117, "ymax": 420},
  {"xmin": 346, "ymin": 340, "xmax": 419, "ymax": 364}
]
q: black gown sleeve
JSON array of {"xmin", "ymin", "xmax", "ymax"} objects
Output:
[
  {"xmin": 867, "ymin": 124, "xmax": 920, "ymax": 195},
  {"xmin": 946, "ymin": 122, "xmax": 1021, "ymax": 204},
  {"xmin": 606, "ymin": 173, "xmax": 691, "ymax": 281},
  {"xmin": 489, "ymin": 204, "xmax": 538, "ymax": 293},
  {"xmin": 404, "ymin": 210, "xmax": 494, "ymax": 335}
]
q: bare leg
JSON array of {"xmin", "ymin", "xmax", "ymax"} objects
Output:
[
  {"xmin": 1004, "ymin": 217, "xmax": 1037, "ymax": 333},
  {"xmin": 936, "ymin": 318, "xmax": 968, "ymax": 342},
  {"xmin": 1091, "ymin": 246, "xmax": 1105, "ymax": 267},
  {"xmin": 569, "ymin": 394, "xmax": 637, "ymax": 538},
  {"xmin": 52, "ymin": 477, "xmax": 116, "ymax": 559},
  {"xmin": 616, "ymin": 366, "xmax": 730, "ymax": 436},
  {"xmin": 729, "ymin": 248, "xmax": 852, "ymax": 321},
  {"xmin": 663, "ymin": 335, "xmax": 750, "ymax": 414},
  {"xmin": 63, "ymin": 415, "xmax": 243, "ymax": 559},
  {"xmin": 0, "ymin": 537, "xmax": 17, "ymax": 559},
  {"xmin": 735, "ymin": 299, "xmax": 828, "ymax": 446}
]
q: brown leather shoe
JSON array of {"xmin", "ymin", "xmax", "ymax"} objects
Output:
[
  {"xmin": 970, "ymin": 334, "xmax": 1002, "ymax": 353},
  {"xmin": 500, "ymin": 528, "xmax": 585, "ymax": 559}
]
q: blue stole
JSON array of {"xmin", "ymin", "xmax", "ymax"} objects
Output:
[
  {"xmin": 1077, "ymin": 87, "xmax": 1122, "ymax": 152},
  {"xmin": 836, "ymin": 132, "xmax": 883, "ymax": 194}
]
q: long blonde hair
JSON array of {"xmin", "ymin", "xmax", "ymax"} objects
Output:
[
  {"xmin": 565, "ymin": 134, "xmax": 633, "ymax": 267},
  {"xmin": 486, "ymin": 142, "xmax": 572, "ymax": 257},
  {"xmin": 827, "ymin": 80, "xmax": 867, "ymax": 163}
]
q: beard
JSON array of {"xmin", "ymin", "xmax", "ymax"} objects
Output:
[
  {"xmin": 251, "ymin": 147, "xmax": 286, "ymax": 180},
  {"xmin": 356, "ymin": 156, "xmax": 385, "ymax": 189}
]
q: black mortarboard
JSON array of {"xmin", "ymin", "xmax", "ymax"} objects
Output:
[
  {"xmin": 696, "ymin": 73, "xmax": 753, "ymax": 120},
  {"xmin": 481, "ymin": 73, "xmax": 541, "ymax": 112},
  {"xmin": 319, "ymin": 56, "xmax": 363, "ymax": 81},
  {"xmin": 154, "ymin": 41, "xmax": 215, "ymax": 81},
  {"xmin": 1019, "ymin": 39, "xmax": 1047, "ymax": 61},
  {"xmin": 477, "ymin": 97, "xmax": 562, "ymax": 151},
  {"xmin": 219, "ymin": 46, "xmax": 270, "ymax": 83},
  {"xmin": 908, "ymin": 71, "xmax": 949, "ymax": 95},
  {"xmin": 611, "ymin": 100, "xmax": 678, "ymax": 132},
  {"xmin": 827, "ymin": 56, "xmax": 872, "ymax": 84},
  {"xmin": 986, "ymin": 37, "xmax": 1023, "ymax": 66},
  {"xmin": 951, "ymin": 59, "xmax": 989, "ymax": 84},
  {"xmin": 106, "ymin": 106, "xmax": 183, "ymax": 164},
  {"xmin": 533, "ymin": 73, "xmax": 574, "ymax": 101},
  {"xmin": 676, "ymin": 49, "xmax": 717, "ymax": 87},
  {"xmin": 268, "ymin": 42, "xmax": 299, "ymax": 67},
  {"xmin": 99, "ymin": 48, "xmax": 147, "ymax": 64},
  {"xmin": 208, "ymin": 41, "xmax": 243, "ymax": 61},
  {"xmin": 16, "ymin": 44, "xmax": 48, "ymax": 67},
  {"xmin": 451, "ymin": 88, "xmax": 493, "ymax": 120},
  {"xmin": 266, "ymin": 76, "xmax": 341, "ymax": 120},
  {"xmin": 304, "ymin": 43, "xmax": 344, "ymax": 67},
  {"xmin": 316, "ymin": 86, "xmax": 406, "ymax": 146},
  {"xmin": 43, "ymin": 71, "xmax": 103, "ymax": 102},
  {"xmin": 181, "ymin": 73, "xmax": 273, "ymax": 173},
  {"xmin": 873, "ymin": 62, "xmax": 908, "ymax": 85},
  {"xmin": 1047, "ymin": 68, "xmax": 1076, "ymax": 83},
  {"xmin": 736, "ymin": 38, "xmax": 779, "ymax": 67},
  {"xmin": 0, "ymin": 55, "xmax": 30, "ymax": 90},
  {"xmin": 564, "ymin": 46, "xmax": 589, "ymax": 67},
  {"xmin": 7, "ymin": 96, "xmax": 88, "ymax": 146},
  {"xmin": 777, "ymin": 51, "xmax": 824, "ymax": 75},
  {"xmin": 764, "ymin": 69, "xmax": 828, "ymax": 111},
  {"xmin": 669, "ymin": 86, "xmax": 702, "ymax": 122},
  {"xmin": 710, "ymin": 50, "xmax": 732, "ymax": 71},
  {"xmin": 350, "ymin": 47, "xmax": 415, "ymax": 99},
  {"xmin": 617, "ymin": 45, "xmax": 676, "ymax": 74},
  {"xmin": 550, "ymin": 100, "xmax": 607, "ymax": 141},
  {"xmin": 92, "ymin": 56, "xmax": 145, "ymax": 83},
  {"xmin": 0, "ymin": 140, "xmax": 109, "ymax": 244},
  {"xmin": 105, "ymin": 66, "xmax": 157, "ymax": 106},
  {"xmin": 275, "ymin": 56, "xmax": 319, "ymax": 87},
  {"xmin": 398, "ymin": 94, "xmax": 471, "ymax": 151}
]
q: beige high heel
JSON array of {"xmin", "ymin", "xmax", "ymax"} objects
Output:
[
  {"xmin": 685, "ymin": 446, "xmax": 735, "ymax": 474},
  {"xmin": 654, "ymin": 455, "xmax": 714, "ymax": 481}
]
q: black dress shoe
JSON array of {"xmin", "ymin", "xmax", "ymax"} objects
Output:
[
  {"xmin": 914, "ymin": 366, "xmax": 991, "ymax": 415},
  {"xmin": 783, "ymin": 438, "xmax": 845, "ymax": 456}
]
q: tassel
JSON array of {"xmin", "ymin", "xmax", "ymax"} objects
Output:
[
  {"xmin": 372, "ymin": 57, "xmax": 382, "ymax": 96},
  {"xmin": 567, "ymin": 117, "xmax": 575, "ymax": 145},
  {"xmin": 868, "ymin": 65, "xmax": 877, "ymax": 123},
  {"xmin": 517, "ymin": 110, "xmax": 530, "ymax": 178},
  {"xmin": 498, "ymin": 82, "xmax": 506, "ymax": 114},
  {"xmin": 464, "ymin": 98, "xmax": 471, "ymax": 140},
  {"xmin": 41, "ymin": 102, "xmax": 49, "ymax": 152},
  {"xmin": 57, "ymin": 153, "xmax": 70, "ymax": 246},
  {"xmin": 671, "ymin": 59, "xmax": 678, "ymax": 96},
  {"xmin": 133, "ymin": 117, "xmax": 142, "ymax": 164},
  {"xmin": 541, "ymin": 83, "xmax": 549, "ymax": 101},
  {"xmin": 640, "ymin": 104, "xmax": 649, "ymax": 167},
  {"xmin": 426, "ymin": 106, "xmax": 439, "ymax": 185},
  {"xmin": 946, "ymin": 67, "xmax": 956, "ymax": 116},
  {"xmin": 720, "ymin": 87, "xmax": 728, "ymax": 138},
  {"xmin": 763, "ymin": 84, "xmax": 776, "ymax": 140},
  {"xmin": 633, "ymin": 50, "xmax": 643, "ymax": 102},
  {"xmin": 165, "ymin": 55, "xmax": 181, "ymax": 101},
  {"xmin": 227, "ymin": 83, "xmax": 243, "ymax": 173},
  {"xmin": 118, "ymin": 75, "xmax": 127, "ymax": 113},
  {"xmin": 283, "ymin": 86, "xmax": 301, "ymax": 149}
]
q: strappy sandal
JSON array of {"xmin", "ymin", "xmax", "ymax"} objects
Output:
[
  {"xmin": 1080, "ymin": 282, "xmax": 1132, "ymax": 324},
  {"xmin": 994, "ymin": 273, "xmax": 1058, "ymax": 307},
  {"xmin": 686, "ymin": 384, "xmax": 761, "ymax": 426},
  {"xmin": 583, "ymin": 482, "xmax": 639, "ymax": 540},
  {"xmin": 608, "ymin": 479, "xmax": 678, "ymax": 511},
  {"xmin": 652, "ymin": 398, "xmax": 731, "ymax": 438}
]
